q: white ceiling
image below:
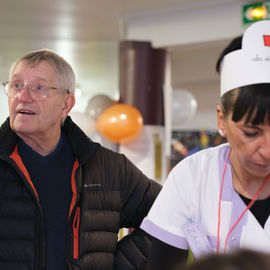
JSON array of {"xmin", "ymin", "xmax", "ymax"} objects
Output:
[
  {"xmin": 0, "ymin": 0, "xmax": 204, "ymax": 69},
  {"xmin": 0, "ymin": 0, "xmax": 206, "ymax": 40},
  {"xmin": 0, "ymin": 1, "xmax": 230, "ymax": 72},
  {"xmin": 0, "ymin": 0, "xmax": 246, "ymax": 127},
  {"xmin": 0, "ymin": 0, "xmax": 208, "ymax": 108}
]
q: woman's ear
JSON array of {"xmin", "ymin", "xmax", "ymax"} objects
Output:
[{"xmin": 216, "ymin": 105, "xmax": 226, "ymax": 137}]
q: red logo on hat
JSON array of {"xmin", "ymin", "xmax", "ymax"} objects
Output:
[{"xmin": 263, "ymin": 35, "xmax": 270, "ymax": 46}]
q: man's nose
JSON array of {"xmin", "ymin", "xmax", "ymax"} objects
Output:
[{"xmin": 17, "ymin": 85, "xmax": 33, "ymax": 101}]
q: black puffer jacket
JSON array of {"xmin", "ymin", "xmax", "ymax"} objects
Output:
[{"xmin": 0, "ymin": 116, "xmax": 161, "ymax": 270}]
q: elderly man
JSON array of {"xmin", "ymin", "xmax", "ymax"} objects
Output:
[{"xmin": 0, "ymin": 49, "xmax": 161, "ymax": 270}]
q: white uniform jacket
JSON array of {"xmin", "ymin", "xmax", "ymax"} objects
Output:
[{"xmin": 141, "ymin": 143, "xmax": 270, "ymax": 256}]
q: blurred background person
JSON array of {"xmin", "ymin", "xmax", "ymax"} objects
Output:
[{"xmin": 182, "ymin": 249, "xmax": 270, "ymax": 270}]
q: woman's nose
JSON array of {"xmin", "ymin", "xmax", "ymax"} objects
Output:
[{"xmin": 259, "ymin": 133, "xmax": 270, "ymax": 160}]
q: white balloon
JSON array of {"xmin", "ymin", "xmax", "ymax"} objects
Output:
[
  {"xmin": 69, "ymin": 111, "xmax": 96, "ymax": 136},
  {"xmin": 172, "ymin": 89, "xmax": 197, "ymax": 125},
  {"xmin": 85, "ymin": 94, "xmax": 114, "ymax": 120}
]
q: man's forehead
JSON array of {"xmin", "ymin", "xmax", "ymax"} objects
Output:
[
  {"xmin": 14, "ymin": 59, "xmax": 52, "ymax": 69},
  {"xmin": 10, "ymin": 73, "xmax": 48, "ymax": 82},
  {"xmin": 11, "ymin": 60, "xmax": 53, "ymax": 73},
  {"xmin": 10, "ymin": 60, "xmax": 57, "ymax": 82}
]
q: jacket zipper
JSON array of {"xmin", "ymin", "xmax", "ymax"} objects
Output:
[
  {"xmin": 72, "ymin": 207, "xmax": 80, "ymax": 259},
  {"xmin": 69, "ymin": 159, "xmax": 80, "ymax": 260}
]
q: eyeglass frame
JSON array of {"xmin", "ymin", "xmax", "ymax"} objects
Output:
[{"xmin": 2, "ymin": 81, "xmax": 70, "ymax": 101}]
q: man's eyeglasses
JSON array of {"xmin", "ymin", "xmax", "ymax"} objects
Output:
[{"xmin": 2, "ymin": 81, "xmax": 70, "ymax": 101}]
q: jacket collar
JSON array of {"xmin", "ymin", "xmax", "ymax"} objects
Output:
[
  {"xmin": 0, "ymin": 116, "xmax": 100, "ymax": 164},
  {"xmin": 0, "ymin": 117, "xmax": 18, "ymax": 156},
  {"xmin": 62, "ymin": 116, "xmax": 100, "ymax": 165}
]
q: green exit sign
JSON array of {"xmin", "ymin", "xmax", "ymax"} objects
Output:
[{"xmin": 243, "ymin": 2, "xmax": 270, "ymax": 24}]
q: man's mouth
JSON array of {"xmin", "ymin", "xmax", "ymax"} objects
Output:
[{"xmin": 18, "ymin": 109, "xmax": 35, "ymax": 115}]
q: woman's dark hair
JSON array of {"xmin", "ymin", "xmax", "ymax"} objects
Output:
[
  {"xmin": 216, "ymin": 36, "xmax": 242, "ymax": 74},
  {"xmin": 216, "ymin": 36, "xmax": 270, "ymax": 124},
  {"xmin": 231, "ymin": 84, "xmax": 270, "ymax": 125}
]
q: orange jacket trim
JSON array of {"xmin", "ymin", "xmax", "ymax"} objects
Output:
[
  {"xmin": 69, "ymin": 158, "xmax": 80, "ymax": 259},
  {"xmin": 69, "ymin": 159, "xmax": 79, "ymax": 218},
  {"xmin": 72, "ymin": 206, "xmax": 80, "ymax": 259},
  {"xmin": 10, "ymin": 145, "xmax": 39, "ymax": 200}
]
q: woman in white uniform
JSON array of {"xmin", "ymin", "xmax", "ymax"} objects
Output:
[{"xmin": 141, "ymin": 20, "xmax": 270, "ymax": 270}]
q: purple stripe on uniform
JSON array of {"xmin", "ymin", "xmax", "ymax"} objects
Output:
[
  {"xmin": 218, "ymin": 144, "xmax": 230, "ymax": 184},
  {"xmin": 208, "ymin": 235, "xmax": 217, "ymax": 250},
  {"xmin": 227, "ymin": 190, "xmax": 248, "ymax": 248},
  {"xmin": 218, "ymin": 145, "xmax": 233, "ymax": 201},
  {"xmin": 218, "ymin": 144, "xmax": 247, "ymax": 249},
  {"xmin": 140, "ymin": 218, "xmax": 189, "ymax": 249}
]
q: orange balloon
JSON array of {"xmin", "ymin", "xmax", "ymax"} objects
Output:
[{"xmin": 97, "ymin": 104, "xmax": 143, "ymax": 143}]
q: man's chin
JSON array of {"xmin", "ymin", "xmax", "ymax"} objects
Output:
[{"xmin": 12, "ymin": 124, "xmax": 36, "ymax": 136}]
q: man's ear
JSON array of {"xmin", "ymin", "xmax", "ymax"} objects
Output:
[
  {"xmin": 61, "ymin": 94, "xmax": 75, "ymax": 119},
  {"xmin": 216, "ymin": 105, "xmax": 226, "ymax": 137}
]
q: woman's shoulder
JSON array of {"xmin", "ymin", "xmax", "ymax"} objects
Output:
[
  {"xmin": 171, "ymin": 143, "xmax": 230, "ymax": 176},
  {"xmin": 180, "ymin": 142, "xmax": 229, "ymax": 163},
  {"xmin": 166, "ymin": 143, "xmax": 230, "ymax": 193}
]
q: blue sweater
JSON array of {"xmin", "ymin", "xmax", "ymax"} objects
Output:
[{"xmin": 18, "ymin": 132, "xmax": 74, "ymax": 270}]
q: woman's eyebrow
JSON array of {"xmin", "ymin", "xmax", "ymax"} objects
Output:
[{"xmin": 243, "ymin": 124, "xmax": 262, "ymax": 130}]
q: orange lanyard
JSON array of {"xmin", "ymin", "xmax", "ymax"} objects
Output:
[{"xmin": 216, "ymin": 148, "xmax": 270, "ymax": 254}]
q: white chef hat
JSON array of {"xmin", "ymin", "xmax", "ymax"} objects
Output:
[{"xmin": 220, "ymin": 20, "xmax": 270, "ymax": 96}]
